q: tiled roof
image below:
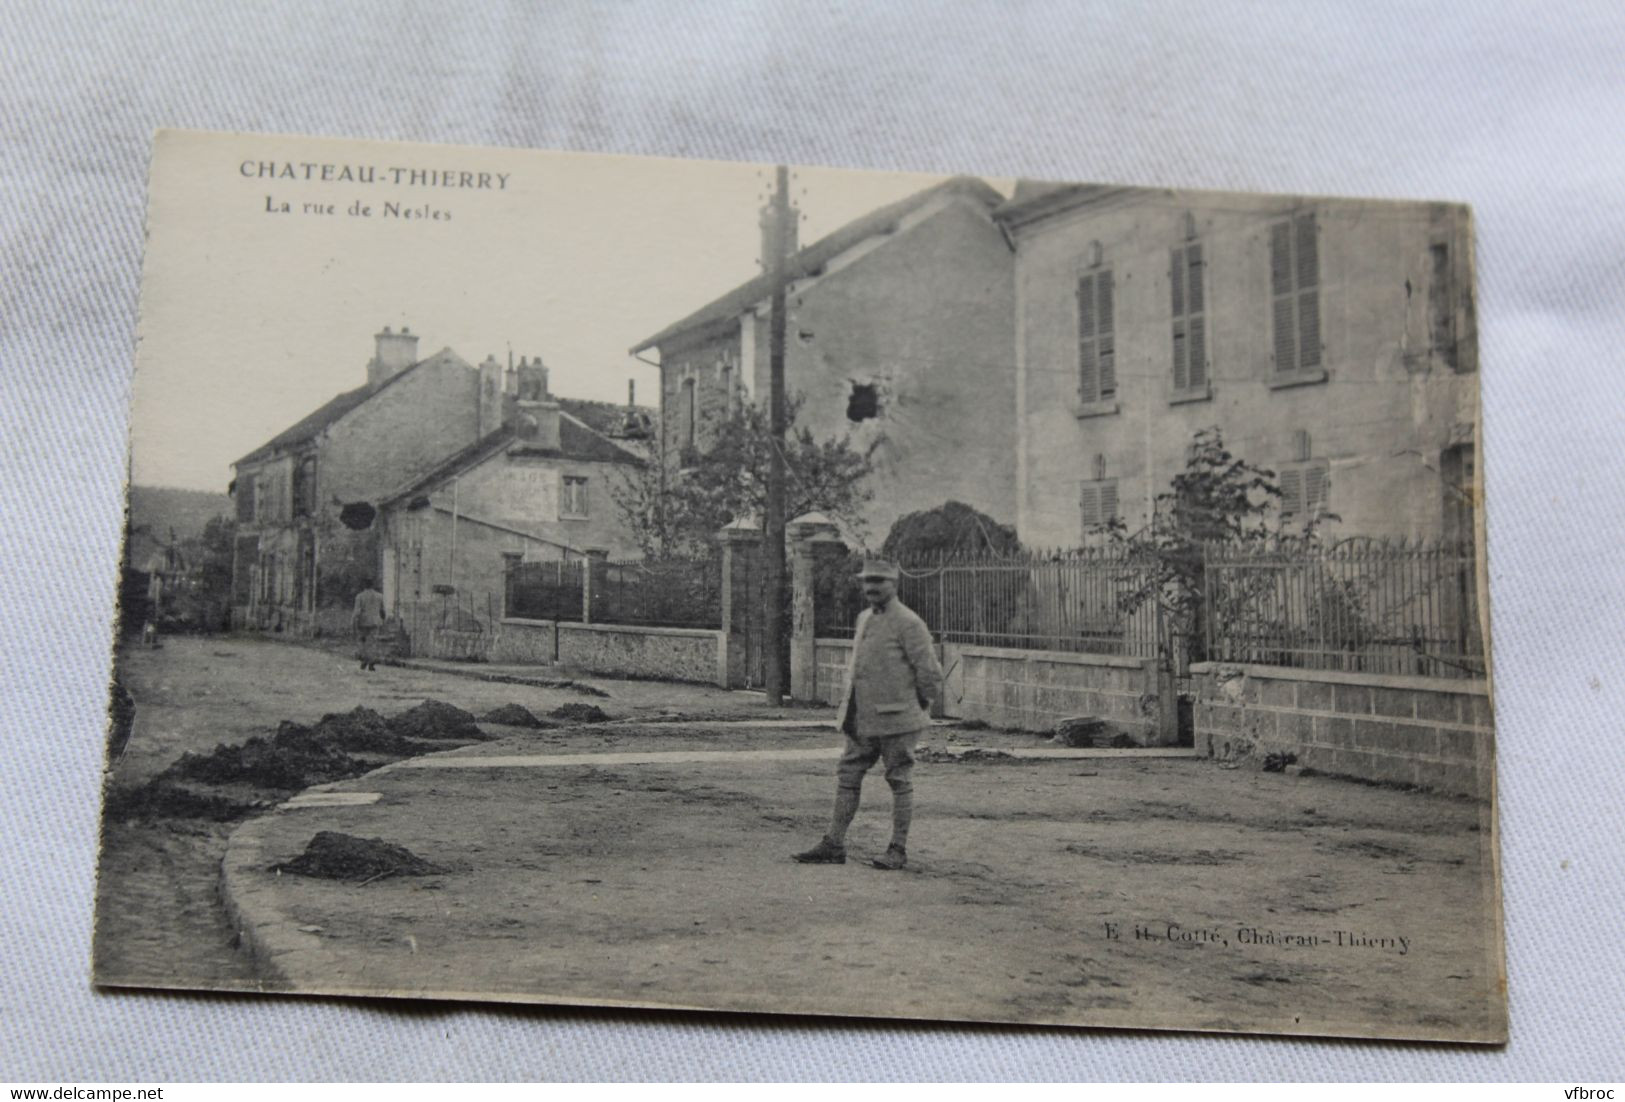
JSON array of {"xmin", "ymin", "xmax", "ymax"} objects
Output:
[
  {"xmin": 234, "ymin": 383, "xmax": 373, "ymax": 467},
  {"xmin": 630, "ymin": 175, "xmax": 1005, "ymax": 353},
  {"xmin": 992, "ymin": 181, "xmax": 1124, "ymax": 227},
  {"xmin": 379, "ymin": 410, "xmax": 643, "ymax": 507},
  {"xmin": 234, "ymin": 348, "xmax": 462, "ymax": 467},
  {"xmin": 557, "ymin": 397, "xmax": 654, "ymax": 439}
]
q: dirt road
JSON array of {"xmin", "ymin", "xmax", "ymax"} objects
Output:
[{"xmin": 94, "ymin": 635, "xmax": 1505, "ymax": 1041}]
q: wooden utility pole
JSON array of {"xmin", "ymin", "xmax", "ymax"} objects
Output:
[{"xmin": 763, "ymin": 164, "xmax": 791, "ymax": 705}]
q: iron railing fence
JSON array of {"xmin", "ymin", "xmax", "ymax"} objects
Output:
[
  {"xmin": 813, "ymin": 547, "xmax": 866, "ymax": 639},
  {"xmin": 505, "ymin": 559, "xmax": 584, "ymax": 622},
  {"xmin": 592, "ymin": 553, "xmax": 724, "ymax": 630},
  {"xmin": 1204, "ymin": 537, "xmax": 1484, "ymax": 679}
]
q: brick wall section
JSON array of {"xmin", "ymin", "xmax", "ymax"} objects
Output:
[
  {"xmin": 493, "ymin": 619, "xmax": 722, "ymax": 685},
  {"xmin": 954, "ymin": 645, "xmax": 1161, "ymax": 741},
  {"xmin": 1191, "ymin": 661, "xmax": 1494, "ymax": 797}
]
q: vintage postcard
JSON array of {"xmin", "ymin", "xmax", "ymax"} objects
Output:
[{"xmin": 97, "ymin": 128, "xmax": 1505, "ymax": 1042}]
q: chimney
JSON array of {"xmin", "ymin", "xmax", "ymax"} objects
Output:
[
  {"xmin": 478, "ymin": 355, "xmax": 505, "ymax": 437},
  {"xmin": 368, "ymin": 325, "xmax": 420, "ymax": 388},
  {"xmin": 619, "ymin": 377, "xmax": 650, "ymax": 440},
  {"xmin": 515, "ymin": 355, "xmax": 560, "ymax": 451}
]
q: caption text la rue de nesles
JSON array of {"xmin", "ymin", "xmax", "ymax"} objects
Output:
[{"xmin": 243, "ymin": 159, "xmax": 511, "ymax": 223}]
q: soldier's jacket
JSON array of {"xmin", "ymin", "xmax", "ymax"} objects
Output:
[{"xmin": 835, "ymin": 597, "xmax": 944, "ymax": 737}]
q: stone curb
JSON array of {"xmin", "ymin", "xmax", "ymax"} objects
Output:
[
  {"xmin": 219, "ymin": 805, "xmax": 307, "ymax": 989},
  {"xmin": 221, "ymin": 781, "xmax": 406, "ymax": 993}
]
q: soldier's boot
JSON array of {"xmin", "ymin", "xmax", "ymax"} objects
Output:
[
  {"xmin": 792, "ymin": 787, "xmax": 861, "ymax": 864},
  {"xmin": 871, "ymin": 786, "xmax": 912, "ymax": 870},
  {"xmin": 792, "ymin": 836, "xmax": 846, "ymax": 864}
]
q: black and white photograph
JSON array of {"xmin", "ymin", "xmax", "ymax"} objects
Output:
[{"xmin": 92, "ymin": 129, "xmax": 1504, "ymax": 1042}]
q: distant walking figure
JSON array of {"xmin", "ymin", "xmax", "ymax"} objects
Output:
[
  {"xmin": 352, "ymin": 579, "xmax": 386, "ymax": 671},
  {"xmin": 794, "ymin": 558, "xmax": 943, "ymax": 870}
]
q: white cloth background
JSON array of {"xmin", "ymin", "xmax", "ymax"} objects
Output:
[{"xmin": 3, "ymin": 0, "xmax": 1622, "ymax": 1082}]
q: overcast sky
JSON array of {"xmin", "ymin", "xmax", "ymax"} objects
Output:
[{"xmin": 129, "ymin": 130, "xmax": 1009, "ymax": 493}]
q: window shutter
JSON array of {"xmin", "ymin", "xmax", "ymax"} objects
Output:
[
  {"xmin": 1186, "ymin": 243, "xmax": 1204, "ymax": 313},
  {"xmin": 1270, "ymin": 222, "xmax": 1295, "ymax": 372},
  {"xmin": 1273, "ymin": 295, "xmax": 1296, "ymax": 373},
  {"xmin": 1080, "ymin": 483, "xmax": 1100, "ymax": 529},
  {"xmin": 1270, "ymin": 221, "xmax": 1293, "ymax": 295},
  {"xmin": 1172, "ymin": 322, "xmax": 1188, "ymax": 392},
  {"xmin": 1077, "ymin": 273, "xmax": 1097, "ymax": 402},
  {"xmin": 1189, "ymin": 313, "xmax": 1207, "ymax": 390},
  {"xmin": 1298, "ymin": 290, "xmax": 1320, "ymax": 369},
  {"xmin": 1171, "ymin": 248, "xmax": 1188, "ymax": 392},
  {"xmin": 1295, "ymin": 214, "xmax": 1318, "ymax": 289},
  {"xmin": 1304, "ymin": 462, "xmax": 1328, "ymax": 518},
  {"xmin": 1100, "ymin": 480, "xmax": 1119, "ymax": 523},
  {"xmin": 1187, "ymin": 243, "xmax": 1206, "ymax": 389},
  {"xmin": 1429, "ymin": 242, "xmax": 1456, "ymax": 367},
  {"xmin": 1280, "ymin": 467, "xmax": 1304, "ymax": 518},
  {"xmin": 1295, "ymin": 215, "xmax": 1320, "ymax": 370},
  {"xmin": 1097, "ymin": 270, "xmax": 1116, "ymax": 398}
]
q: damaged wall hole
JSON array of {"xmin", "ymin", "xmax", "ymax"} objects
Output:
[{"xmin": 847, "ymin": 382, "xmax": 880, "ymax": 423}]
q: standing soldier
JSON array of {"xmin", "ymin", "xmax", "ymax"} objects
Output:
[
  {"xmin": 794, "ymin": 558, "xmax": 943, "ymax": 870},
  {"xmin": 351, "ymin": 577, "xmax": 385, "ymax": 671}
]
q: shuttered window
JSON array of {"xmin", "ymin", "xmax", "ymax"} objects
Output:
[
  {"xmin": 1080, "ymin": 479, "xmax": 1120, "ymax": 531},
  {"xmin": 1171, "ymin": 242, "xmax": 1207, "ymax": 393},
  {"xmin": 1280, "ymin": 460, "xmax": 1330, "ymax": 522},
  {"xmin": 1270, "ymin": 214, "xmax": 1321, "ymax": 374},
  {"xmin": 1429, "ymin": 242, "xmax": 1457, "ymax": 369},
  {"xmin": 1077, "ymin": 269, "xmax": 1117, "ymax": 403}
]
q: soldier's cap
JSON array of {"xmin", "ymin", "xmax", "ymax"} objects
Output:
[{"xmin": 856, "ymin": 558, "xmax": 900, "ymax": 580}]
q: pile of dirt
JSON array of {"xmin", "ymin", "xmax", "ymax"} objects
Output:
[
  {"xmin": 549, "ymin": 702, "xmax": 611, "ymax": 724},
  {"xmin": 387, "ymin": 700, "xmax": 489, "ymax": 742},
  {"xmin": 104, "ymin": 778, "xmax": 259, "ymax": 822},
  {"xmin": 481, "ymin": 703, "xmax": 550, "ymax": 728},
  {"xmin": 280, "ymin": 707, "xmax": 418, "ymax": 755},
  {"xmin": 106, "ymin": 699, "xmax": 501, "ymax": 823},
  {"xmin": 171, "ymin": 733, "xmax": 363, "ymax": 791},
  {"xmin": 274, "ymin": 831, "xmax": 445, "ymax": 881},
  {"xmin": 1052, "ymin": 717, "xmax": 1108, "ymax": 747},
  {"xmin": 1263, "ymin": 751, "xmax": 1299, "ymax": 773},
  {"xmin": 917, "ymin": 747, "xmax": 1018, "ymax": 764}
]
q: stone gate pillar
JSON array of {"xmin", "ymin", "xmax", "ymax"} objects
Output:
[
  {"xmin": 717, "ymin": 520, "xmax": 761, "ymax": 688},
  {"xmin": 787, "ymin": 512, "xmax": 845, "ymax": 703}
]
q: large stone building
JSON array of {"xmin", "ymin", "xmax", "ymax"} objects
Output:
[
  {"xmin": 376, "ymin": 358, "xmax": 651, "ymax": 620},
  {"xmin": 631, "ymin": 176, "xmax": 1018, "ymax": 545},
  {"xmin": 994, "ymin": 184, "xmax": 1479, "ymax": 547},
  {"xmin": 229, "ymin": 326, "xmax": 650, "ymax": 634},
  {"xmin": 230, "ymin": 326, "xmax": 492, "ymax": 633}
]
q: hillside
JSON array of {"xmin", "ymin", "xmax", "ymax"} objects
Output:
[{"xmin": 126, "ymin": 485, "xmax": 232, "ymax": 566}]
